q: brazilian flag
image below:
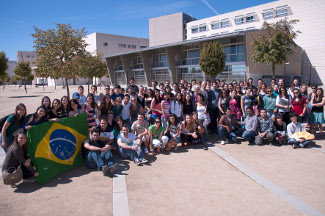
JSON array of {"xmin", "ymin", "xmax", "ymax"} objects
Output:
[{"xmin": 27, "ymin": 113, "xmax": 89, "ymax": 185}]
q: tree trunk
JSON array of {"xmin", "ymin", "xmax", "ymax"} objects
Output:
[
  {"xmin": 43, "ymin": 80, "xmax": 45, "ymax": 91},
  {"xmin": 65, "ymin": 78, "xmax": 70, "ymax": 99},
  {"xmin": 100, "ymin": 78, "xmax": 102, "ymax": 89},
  {"xmin": 272, "ymin": 62, "xmax": 276, "ymax": 79},
  {"xmin": 23, "ymin": 78, "xmax": 27, "ymax": 93},
  {"xmin": 95, "ymin": 77, "xmax": 97, "ymax": 86},
  {"xmin": 54, "ymin": 79, "xmax": 57, "ymax": 89},
  {"xmin": 88, "ymin": 78, "xmax": 90, "ymax": 94}
]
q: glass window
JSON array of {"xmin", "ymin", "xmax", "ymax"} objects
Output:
[
  {"xmin": 263, "ymin": 10, "xmax": 274, "ymax": 19},
  {"xmin": 103, "ymin": 42, "xmax": 108, "ymax": 46},
  {"xmin": 191, "ymin": 28, "xmax": 198, "ymax": 33},
  {"xmin": 187, "ymin": 50, "xmax": 200, "ymax": 59},
  {"xmin": 246, "ymin": 15, "xmax": 255, "ymax": 22},
  {"xmin": 199, "ymin": 25, "xmax": 207, "ymax": 32},
  {"xmin": 276, "ymin": 6, "xmax": 288, "ymax": 16},
  {"xmin": 32, "ymin": 55, "xmax": 35, "ymax": 58},
  {"xmin": 132, "ymin": 45, "xmax": 136, "ymax": 49},
  {"xmin": 237, "ymin": 45, "xmax": 244, "ymax": 54},
  {"xmin": 211, "ymin": 22, "xmax": 219, "ymax": 29},
  {"xmin": 140, "ymin": 46, "xmax": 148, "ymax": 48},
  {"xmin": 118, "ymin": 44, "xmax": 127, "ymax": 48},
  {"xmin": 26, "ymin": 55, "xmax": 30, "ymax": 58},
  {"xmin": 128, "ymin": 45, "xmax": 131, "ymax": 48},
  {"xmin": 221, "ymin": 19, "xmax": 230, "ymax": 28},
  {"xmin": 235, "ymin": 17, "xmax": 244, "ymax": 25}
]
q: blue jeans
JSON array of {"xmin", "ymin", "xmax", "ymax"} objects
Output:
[
  {"xmin": 161, "ymin": 116, "xmax": 167, "ymax": 130},
  {"xmin": 124, "ymin": 118, "xmax": 131, "ymax": 127},
  {"xmin": 0, "ymin": 132, "xmax": 14, "ymax": 153},
  {"xmin": 118, "ymin": 141, "xmax": 143, "ymax": 161},
  {"xmin": 218, "ymin": 127, "xmax": 243, "ymax": 142},
  {"xmin": 288, "ymin": 138, "xmax": 311, "ymax": 147},
  {"xmin": 242, "ymin": 131, "xmax": 257, "ymax": 144},
  {"xmin": 85, "ymin": 150, "xmax": 115, "ymax": 171}
]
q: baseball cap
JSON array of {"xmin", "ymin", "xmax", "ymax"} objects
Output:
[{"xmin": 72, "ymin": 92, "xmax": 80, "ymax": 99}]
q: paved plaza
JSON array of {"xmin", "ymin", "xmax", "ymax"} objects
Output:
[{"xmin": 0, "ymin": 86, "xmax": 324, "ymax": 216}]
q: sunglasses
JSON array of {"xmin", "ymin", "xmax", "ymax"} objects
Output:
[
  {"xmin": 155, "ymin": 121, "xmax": 161, "ymax": 123},
  {"xmin": 312, "ymin": 88, "xmax": 316, "ymax": 89},
  {"xmin": 294, "ymin": 92, "xmax": 300, "ymax": 94},
  {"xmin": 267, "ymin": 91, "xmax": 272, "ymax": 93},
  {"xmin": 105, "ymin": 88, "xmax": 110, "ymax": 90}
]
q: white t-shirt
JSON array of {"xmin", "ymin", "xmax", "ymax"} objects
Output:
[
  {"xmin": 167, "ymin": 122, "xmax": 181, "ymax": 138},
  {"xmin": 121, "ymin": 101, "xmax": 131, "ymax": 120},
  {"xmin": 100, "ymin": 131, "xmax": 114, "ymax": 140},
  {"xmin": 117, "ymin": 133, "xmax": 137, "ymax": 146}
]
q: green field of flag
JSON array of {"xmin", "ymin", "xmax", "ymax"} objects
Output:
[{"xmin": 26, "ymin": 113, "xmax": 89, "ymax": 185}]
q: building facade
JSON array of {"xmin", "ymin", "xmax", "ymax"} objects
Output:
[{"xmin": 105, "ymin": 0, "xmax": 324, "ymax": 87}]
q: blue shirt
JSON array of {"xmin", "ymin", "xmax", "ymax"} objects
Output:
[
  {"xmin": 207, "ymin": 88, "xmax": 221, "ymax": 109},
  {"xmin": 111, "ymin": 93, "xmax": 124, "ymax": 102}
]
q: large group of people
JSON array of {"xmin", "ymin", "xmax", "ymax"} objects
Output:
[{"xmin": 1, "ymin": 76, "xmax": 324, "ymax": 185}]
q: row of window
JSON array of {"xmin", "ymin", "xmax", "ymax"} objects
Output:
[
  {"xmin": 25, "ymin": 55, "xmax": 35, "ymax": 58},
  {"xmin": 191, "ymin": 5, "xmax": 289, "ymax": 34}
]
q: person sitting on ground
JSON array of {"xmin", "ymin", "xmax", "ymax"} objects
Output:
[
  {"xmin": 241, "ymin": 107, "xmax": 258, "ymax": 145},
  {"xmin": 117, "ymin": 124, "xmax": 147, "ymax": 165},
  {"xmin": 255, "ymin": 109, "xmax": 275, "ymax": 145},
  {"xmin": 287, "ymin": 113, "xmax": 311, "ymax": 149},
  {"xmin": 180, "ymin": 114, "xmax": 198, "ymax": 146},
  {"xmin": 2, "ymin": 132, "xmax": 39, "ymax": 186},
  {"xmin": 192, "ymin": 111, "xmax": 204, "ymax": 144},
  {"xmin": 83, "ymin": 129, "xmax": 119, "ymax": 176},
  {"xmin": 164, "ymin": 114, "xmax": 181, "ymax": 151},
  {"xmin": 218, "ymin": 108, "xmax": 243, "ymax": 145},
  {"xmin": 131, "ymin": 113, "xmax": 150, "ymax": 154},
  {"xmin": 148, "ymin": 117, "xmax": 169, "ymax": 153},
  {"xmin": 96, "ymin": 117, "xmax": 117, "ymax": 150},
  {"xmin": 274, "ymin": 113, "xmax": 287, "ymax": 145}
]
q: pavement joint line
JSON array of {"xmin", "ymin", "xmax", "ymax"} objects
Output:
[
  {"xmin": 209, "ymin": 145, "xmax": 324, "ymax": 216},
  {"xmin": 113, "ymin": 174, "xmax": 130, "ymax": 216}
]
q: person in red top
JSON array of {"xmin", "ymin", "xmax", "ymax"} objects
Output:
[{"xmin": 290, "ymin": 89, "xmax": 307, "ymax": 123}]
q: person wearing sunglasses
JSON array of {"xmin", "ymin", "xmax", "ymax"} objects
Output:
[
  {"xmin": 289, "ymin": 90, "xmax": 306, "ymax": 123},
  {"xmin": 148, "ymin": 117, "xmax": 169, "ymax": 153},
  {"xmin": 263, "ymin": 86, "xmax": 277, "ymax": 121}
]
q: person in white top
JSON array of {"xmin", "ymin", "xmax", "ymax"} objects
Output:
[
  {"xmin": 287, "ymin": 113, "xmax": 311, "ymax": 149},
  {"xmin": 170, "ymin": 92, "xmax": 183, "ymax": 121},
  {"xmin": 121, "ymin": 94, "xmax": 132, "ymax": 127},
  {"xmin": 117, "ymin": 124, "xmax": 147, "ymax": 165}
]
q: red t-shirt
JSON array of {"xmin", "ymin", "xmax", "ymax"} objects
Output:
[{"xmin": 291, "ymin": 97, "xmax": 306, "ymax": 115}]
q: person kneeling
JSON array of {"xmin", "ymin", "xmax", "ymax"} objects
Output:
[
  {"xmin": 117, "ymin": 124, "xmax": 148, "ymax": 165},
  {"xmin": 255, "ymin": 109, "xmax": 275, "ymax": 145},
  {"xmin": 218, "ymin": 108, "xmax": 243, "ymax": 145},
  {"xmin": 287, "ymin": 113, "xmax": 311, "ymax": 149},
  {"xmin": 83, "ymin": 129, "xmax": 119, "ymax": 176},
  {"xmin": 148, "ymin": 117, "xmax": 169, "ymax": 153}
]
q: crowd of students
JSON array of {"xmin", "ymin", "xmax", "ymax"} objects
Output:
[{"xmin": 1, "ymin": 77, "xmax": 324, "ymax": 183}]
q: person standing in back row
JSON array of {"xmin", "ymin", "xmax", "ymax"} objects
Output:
[{"xmin": 207, "ymin": 82, "xmax": 221, "ymax": 135}]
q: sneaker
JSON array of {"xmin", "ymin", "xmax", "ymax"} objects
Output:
[
  {"xmin": 102, "ymin": 165, "xmax": 110, "ymax": 176},
  {"xmin": 109, "ymin": 164, "xmax": 120, "ymax": 173},
  {"xmin": 299, "ymin": 143, "xmax": 304, "ymax": 148},
  {"xmin": 293, "ymin": 144, "xmax": 299, "ymax": 149},
  {"xmin": 221, "ymin": 140, "xmax": 226, "ymax": 145},
  {"xmin": 140, "ymin": 158, "xmax": 148, "ymax": 164},
  {"xmin": 144, "ymin": 147, "xmax": 149, "ymax": 154},
  {"xmin": 226, "ymin": 139, "xmax": 230, "ymax": 143},
  {"xmin": 134, "ymin": 158, "xmax": 141, "ymax": 165},
  {"xmin": 173, "ymin": 146, "xmax": 178, "ymax": 151}
]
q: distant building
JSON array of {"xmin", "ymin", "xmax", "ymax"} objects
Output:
[
  {"xmin": 105, "ymin": 0, "xmax": 324, "ymax": 86},
  {"xmin": 18, "ymin": 33, "xmax": 149, "ymax": 86},
  {"xmin": 2, "ymin": 61, "xmax": 17, "ymax": 85}
]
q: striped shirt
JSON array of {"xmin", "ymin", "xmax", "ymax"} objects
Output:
[{"xmin": 162, "ymin": 99, "xmax": 171, "ymax": 118}]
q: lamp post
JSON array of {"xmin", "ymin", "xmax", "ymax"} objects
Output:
[{"xmin": 284, "ymin": 62, "xmax": 289, "ymax": 87}]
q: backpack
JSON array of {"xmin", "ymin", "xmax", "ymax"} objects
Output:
[{"xmin": 0, "ymin": 113, "xmax": 15, "ymax": 131}]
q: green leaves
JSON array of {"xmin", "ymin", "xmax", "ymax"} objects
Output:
[
  {"xmin": 199, "ymin": 41, "xmax": 226, "ymax": 77},
  {"xmin": 14, "ymin": 62, "xmax": 32, "ymax": 80},
  {"xmin": 0, "ymin": 51, "xmax": 9, "ymax": 81},
  {"xmin": 251, "ymin": 19, "xmax": 299, "ymax": 77}
]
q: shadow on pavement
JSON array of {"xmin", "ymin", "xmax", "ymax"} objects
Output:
[
  {"xmin": 14, "ymin": 165, "xmax": 92, "ymax": 193},
  {"xmin": 9, "ymin": 95, "xmax": 42, "ymax": 98}
]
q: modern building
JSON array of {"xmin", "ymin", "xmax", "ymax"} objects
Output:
[
  {"xmin": 105, "ymin": 0, "xmax": 324, "ymax": 87},
  {"xmin": 1, "ymin": 61, "xmax": 17, "ymax": 85}
]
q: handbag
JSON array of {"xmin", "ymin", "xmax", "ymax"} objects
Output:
[{"xmin": 2, "ymin": 165, "xmax": 23, "ymax": 185}]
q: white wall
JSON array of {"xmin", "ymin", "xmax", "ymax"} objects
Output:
[{"xmin": 186, "ymin": 0, "xmax": 325, "ymax": 85}]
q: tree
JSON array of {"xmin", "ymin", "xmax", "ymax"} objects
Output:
[
  {"xmin": 78, "ymin": 52, "xmax": 108, "ymax": 92},
  {"xmin": 0, "ymin": 51, "xmax": 9, "ymax": 89},
  {"xmin": 251, "ymin": 19, "xmax": 300, "ymax": 79},
  {"xmin": 14, "ymin": 62, "xmax": 34, "ymax": 93},
  {"xmin": 199, "ymin": 41, "xmax": 226, "ymax": 78},
  {"xmin": 32, "ymin": 23, "xmax": 87, "ymax": 99}
]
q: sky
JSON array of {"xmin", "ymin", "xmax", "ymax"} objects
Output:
[{"xmin": 0, "ymin": 0, "xmax": 275, "ymax": 61}]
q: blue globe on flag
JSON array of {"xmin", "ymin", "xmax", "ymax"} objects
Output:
[{"xmin": 49, "ymin": 129, "xmax": 77, "ymax": 160}]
